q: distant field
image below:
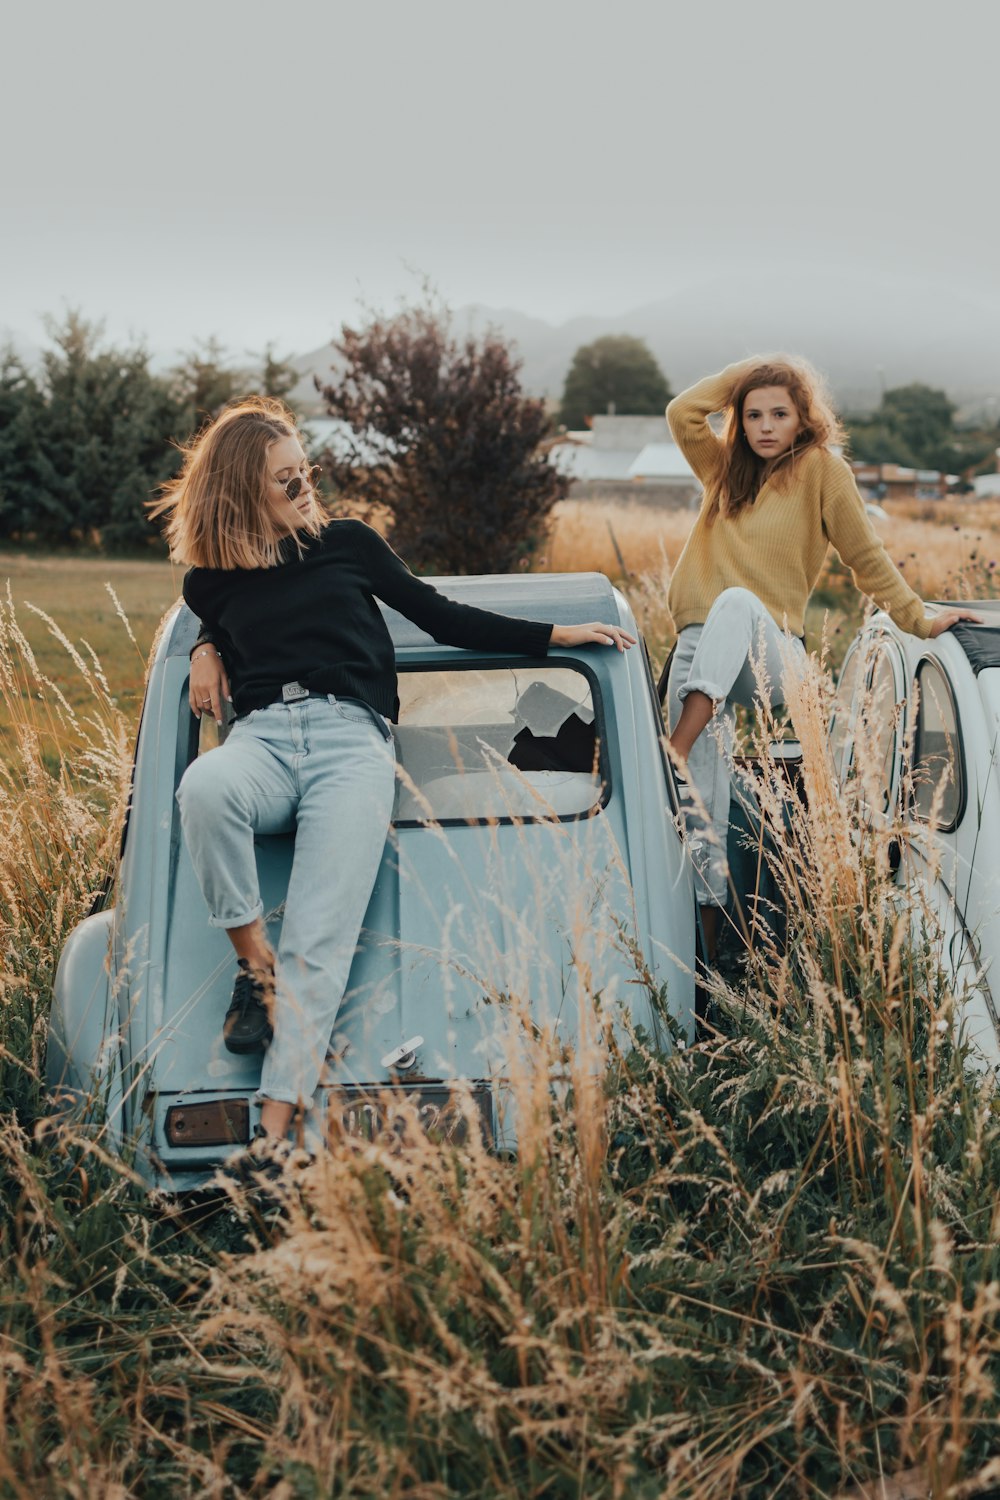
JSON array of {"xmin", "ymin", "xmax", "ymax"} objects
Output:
[{"xmin": 0, "ymin": 551, "xmax": 181, "ymax": 755}]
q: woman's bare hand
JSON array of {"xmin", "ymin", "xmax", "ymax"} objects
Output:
[
  {"xmin": 926, "ymin": 608, "xmax": 984, "ymax": 638},
  {"xmin": 550, "ymin": 623, "xmax": 637, "ymax": 652},
  {"xmin": 189, "ymin": 646, "xmax": 231, "ymax": 722}
]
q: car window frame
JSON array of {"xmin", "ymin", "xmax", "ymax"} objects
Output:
[
  {"xmin": 391, "ymin": 654, "xmax": 611, "ymax": 830},
  {"xmin": 831, "ymin": 630, "xmax": 907, "ymax": 816},
  {"xmin": 910, "ymin": 654, "xmax": 965, "ymax": 834}
]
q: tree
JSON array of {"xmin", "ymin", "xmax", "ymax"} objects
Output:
[
  {"xmin": 39, "ymin": 312, "xmax": 190, "ymax": 549},
  {"xmin": 172, "ymin": 337, "xmax": 252, "ymax": 426},
  {"xmin": 846, "ymin": 382, "xmax": 971, "ymax": 472},
  {"xmin": 0, "ymin": 350, "xmax": 52, "ymax": 540},
  {"xmin": 559, "ymin": 334, "xmax": 673, "ymax": 429},
  {"xmin": 259, "ymin": 342, "xmax": 299, "ymax": 402},
  {"xmin": 173, "ymin": 339, "xmax": 299, "ymax": 424},
  {"xmin": 317, "ymin": 299, "xmax": 567, "ymax": 574}
]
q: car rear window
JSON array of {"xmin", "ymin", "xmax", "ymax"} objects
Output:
[
  {"xmin": 393, "ymin": 664, "xmax": 605, "ymax": 824},
  {"xmin": 912, "ymin": 657, "xmax": 963, "ymax": 830}
]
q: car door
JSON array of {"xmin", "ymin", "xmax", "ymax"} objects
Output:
[
  {"xmin": 903, "ymin": 650, "xmax": 1000, "ymax": 1068},
  {"xmin": 834, "ymin": 628, "xmax": 1000, "ymax": 1070}
]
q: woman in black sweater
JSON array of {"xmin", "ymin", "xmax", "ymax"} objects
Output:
[{"xmin": 152, "ymin": 397, "xmax": 633, "ymax": 1145}]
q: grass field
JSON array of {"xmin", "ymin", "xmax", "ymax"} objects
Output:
[
  {"xmin": 3, "ymin": 506, "xmax": 1000, "ymax": 1495},
  {"xmin": 0, "ymin": 550, "xmax": 182, "ymax": 762}
]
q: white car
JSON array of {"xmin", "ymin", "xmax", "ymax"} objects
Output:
[{"xmin": 830, "ymin": 601, "xmax": 1000, "ymax": 1069}]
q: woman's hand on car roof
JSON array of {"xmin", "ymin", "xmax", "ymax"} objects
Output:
[
  {"xmin": 550, "ymin": 623, "xmax": 636, "ymax": 652},
  {"xmin": 927, "ymin": 607, "xmax": 984, "ymax": 638}
]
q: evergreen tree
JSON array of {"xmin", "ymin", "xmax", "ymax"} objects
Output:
[
  {"xmin": 39, "ymin": 312, "xmax": 190, "ymax": 549},
  {"xmin": 172, "ymin": 337, "xmax": 252, "ymax": 427},
  {"xmin": 259, "ymin": 342, "xmax": 299, "ymax": 402},
  {"xmin": 0, "ymin": 350, "xmax": 53, "ymax": 540}
]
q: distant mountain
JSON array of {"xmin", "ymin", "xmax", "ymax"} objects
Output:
[{"xmin": 291, "ymin": 273, "xmax": 1000, "ymax": 420}]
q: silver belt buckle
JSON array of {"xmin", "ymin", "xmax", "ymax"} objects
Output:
[{"xmin": 281, "ymin": 681, "xmax": 309, "ymax": 703}]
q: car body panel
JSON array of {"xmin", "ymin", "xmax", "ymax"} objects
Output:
[{"xmin": 835, "ymin": 602, "xmax": 1000, "ymax": 1070}]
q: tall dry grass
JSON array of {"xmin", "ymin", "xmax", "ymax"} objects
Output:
[
  {"xmin": 0, "ymin": 588, "xmax": 131, "ymax": 1101},
  {"xmin": 545, "ymin": 497, "xmax": 1000, "ymax": 674},
  {"xmin": 545, "ymin": 497, "xmax": 1000, "ymax": 601},
  {"xmin": 2, "ymin": 559, "xmax": 1000, "ymax": 1495}
]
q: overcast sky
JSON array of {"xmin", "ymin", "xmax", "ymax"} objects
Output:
[{"xmin": 3, "ymin": 0, "xmax": 998, "ymax": 362}]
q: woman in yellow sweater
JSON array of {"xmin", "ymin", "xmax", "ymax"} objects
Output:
[{"xmin": 665, "ymin": 355, "xmax": 977, "ymax": 948}]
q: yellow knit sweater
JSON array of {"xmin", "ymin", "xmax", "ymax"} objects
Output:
[{"xmin": 666, "ymin": 361, "xmax": 933, "ymax": 641}]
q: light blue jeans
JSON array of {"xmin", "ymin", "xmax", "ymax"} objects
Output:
[
  {"xmin": 176, "ymin": 696, "xmax": 397, "ymax": 1107},
  {"xmin": 667, "ymin": 588, "xmax": 806, "ymax": 905}
]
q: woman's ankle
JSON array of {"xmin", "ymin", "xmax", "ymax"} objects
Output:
[
  {"xmin": 227, "ymin": 919, "xmax": 274, "ymax": 974},
  {"xmin": 258, "ymin": 1099, "xmax": 296, "ymax": 1138}
]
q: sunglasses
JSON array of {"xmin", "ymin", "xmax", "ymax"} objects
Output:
[{"xmin": 275, "ymin": 464, "xmax": 322, "ymax": 502}]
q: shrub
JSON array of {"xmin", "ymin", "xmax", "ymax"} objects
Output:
[{"xmin": 317, "ymin": 297, "xmax": 568, "ymax": 574}]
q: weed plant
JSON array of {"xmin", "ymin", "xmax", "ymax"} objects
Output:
[{"xmin": 1, "ymin": 587, "xmax": 1000, "ymax": 1497}]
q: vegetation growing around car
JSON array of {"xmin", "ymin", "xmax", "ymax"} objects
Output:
[{"xmin": 2, "ymin": 596, "xmax": 1000, "ymax": 1495}]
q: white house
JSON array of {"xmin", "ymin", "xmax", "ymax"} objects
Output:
[{"xmin": 550, "ymin": 415, "xmax": 698, "ymax": 506}]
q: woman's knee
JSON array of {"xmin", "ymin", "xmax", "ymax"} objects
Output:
[
  {"xmin": 176, "ymin": 755, "xmax": 241, "ymax": 827},
  {"xmin": 707, "ymin": 587, "xmax": 764, "ymax": 624}
]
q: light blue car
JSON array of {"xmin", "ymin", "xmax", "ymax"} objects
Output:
[{"xmin": 48, "ymin": 573, "xmax": 695, "ymax": 1188}]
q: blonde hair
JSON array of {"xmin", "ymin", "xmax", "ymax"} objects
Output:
[
  {"xmin": 149, "ymin": 396, "xmax": 325, "ymax": 569},
  {"xmin": 705, "ymin": 355, "xmax": 846, "ymax": 523}
]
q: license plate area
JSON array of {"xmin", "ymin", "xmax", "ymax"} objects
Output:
[
  {"xmin": 324, "ymin": 1081, "xmax": 494, "ymax": 1148},
  {"xmin": 164, "ymin": 1096, "xmax": 250, "ymax": 1147}
]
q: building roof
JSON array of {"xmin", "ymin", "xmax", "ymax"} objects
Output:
[
  {"xmin": 627, "ymin": 443, "xmax": 695, "ymax": 480},
  {"xmin": 590, "ymin": 415, "xmax": 671, "ymax": 450},
  {"xmin": 551, "ymin": 414, "xmax": 696, "ymax": 484},
  {"xmin": 549, "ymin": 444, "xmax": 637, "ymax": 482}
]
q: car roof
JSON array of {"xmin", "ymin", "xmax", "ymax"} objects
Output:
[
  {"xmin": 164, "ymin": 572, "xmax": 624, "ymax": 657},
  {"xmin": 927, "ymin": 600, "xmax": 1000, "ymax": 618},
  {"xmin": 925, "ymin": 600, "xmax": 1000, "ymax": 676},
  {"xmin": 383, "ymin": 573, "xmax": 623, "ymax": 649}
]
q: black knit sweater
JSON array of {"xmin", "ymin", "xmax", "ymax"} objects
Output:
[{"xmin": 183, "ymin": 519, "xmax": 554, "ymax": 720}]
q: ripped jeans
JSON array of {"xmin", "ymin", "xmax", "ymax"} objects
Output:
[{"xmin": 667, "ymin": 588, "xmax": 806, "ymax": 906}]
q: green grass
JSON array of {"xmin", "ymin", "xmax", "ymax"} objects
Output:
[{"xmin": 0, "ymin": 550, "xmax": 181, "ymax": 757}]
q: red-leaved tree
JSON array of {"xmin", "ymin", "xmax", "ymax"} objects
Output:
[{"xmin": 317, "ymin": 300, "xmax": 567, "ymax": 574}]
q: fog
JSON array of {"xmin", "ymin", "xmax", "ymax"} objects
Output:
[{"xmin": 3, "ymin": 0, "xmax": 997, "ymax": 393}]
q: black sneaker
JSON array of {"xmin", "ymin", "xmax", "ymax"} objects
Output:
[
  {"xmin": 214, "ymin": 1126, "xmax": 313, "ymax": 1207},
  {"xmin": 223, "ymin": 959, "xmax": 274, "ymax": 1054}
]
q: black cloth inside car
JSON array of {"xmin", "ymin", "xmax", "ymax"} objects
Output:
[{"xmin": 508, "ymin": 713, "xmax": 596, "ymax": 773}]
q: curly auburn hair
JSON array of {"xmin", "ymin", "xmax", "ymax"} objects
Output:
[{"xmin": 705, "ymin": 356, "xmax": 845, "ymax": 523}]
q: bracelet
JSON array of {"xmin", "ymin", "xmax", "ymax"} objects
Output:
[{"xmin": 193, "ymin": 648, "xmax": 218, "ymax": 660}]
